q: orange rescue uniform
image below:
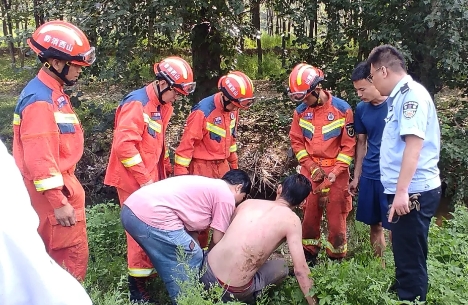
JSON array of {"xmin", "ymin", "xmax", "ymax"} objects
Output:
[
  {"xmin": 104, "ymin": 83, "xmax": 172, "ymax": 277},
  {"xmin": 174, "ymin": 93, "xmax": 239, "ymax": 247},
  {"xmin": 13, "ymin": 69, "xmax": 88, "ymax": 281},
  {"xmin": 289, "ymin": 91, "xmax": 356, "ymax": 258}
]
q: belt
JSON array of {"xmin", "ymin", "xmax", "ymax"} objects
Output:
[
  {"xmin": 312, "ymin": 157, "xmax": 336, "ymax": 167},
  {"xmin": 217, "ymin": 277, "xmax": 253, "ymax": 293}
]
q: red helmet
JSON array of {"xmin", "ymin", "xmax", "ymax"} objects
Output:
[
  {"xmin": 154, "ymin": 57, "xmax": 196, "ymax": 96},
  {"xmin": 288, "ymin": 63, "xmax": 324, "ymax": 102},
  {"xmin": 27, "ymin": 20, "xmax": 95, "ymax": 66},
  {"xmin": 218, "ymin": 71, "xmax": 255, "ymax": 109}
]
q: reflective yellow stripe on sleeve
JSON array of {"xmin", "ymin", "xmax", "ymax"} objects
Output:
[
  {"xmin": 54, "ymin": 112, "xmax": 79, "ymax": 124},
  {"xmin": 230, "ymin": 119, "xmax": 236, "ymax": 129},
  {"xmin": 165, "ymin": 149, "xmax": 169, "ymax": 158},
  {"xmin": 34, "ymin": 174, "xmax": 64, "ymax": 192},
  {"xmin": 206, "ymin": 122, "xmax": 226, "ymax": 137},
  {"xmin": 337, "ymin": 153, "xmax": 353, "ymax": 165},
  {"xmin": 128, "ymin": 268, "xmax": 157, "ymax": 277},
  {"xmin": 121, "ymin": 154, "xmax": 143, "ymax": 167},
  {"xmin": 13, "ymin": 113, "xmax": 21, "ymax": 125},
  {"xmin": 295, "ymin": 149, "xmax": 308, "ymax": 161},
  {"xmin": 175, "ymin": 154, "xmax": 191, "ymax": 167},
  {"xmin": 229, "ymin": 143, "xmax": 237, "ymax": 153}
]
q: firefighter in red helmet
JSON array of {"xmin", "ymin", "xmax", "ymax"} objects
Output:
[{"xmin": 12, "ymin": 20, "xmax": 96, "ymax": 282}]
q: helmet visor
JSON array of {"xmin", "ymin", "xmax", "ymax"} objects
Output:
[
  {"xmin": 288, "ymin": 90, "xmax": 308, "ymax": 102},
  {"xmin": 174, "ymin": 82, "xmax": 196, "ymax": 95}
]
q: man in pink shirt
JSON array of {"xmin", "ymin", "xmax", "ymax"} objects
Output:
[{"xmin": 120, "ymin": 169, "xmax": 251, "ymax": 304}]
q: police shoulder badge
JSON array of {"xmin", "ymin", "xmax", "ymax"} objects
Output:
[
  {"xmin": 327, "ymin": 112, "xmax": 334, "ymax": 121},
  {"xmin": 346, "ymin": 123, "xmax": 355, "ymax": 137},
  {"xmin": 402, "ymin": 101, "xmax": 418, "ymax": 119}
]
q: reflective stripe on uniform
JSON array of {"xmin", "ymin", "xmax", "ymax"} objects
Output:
[
  {"xmin": 13, "ymin": 113, "xmax": 21, "ymax": 125},
  {"xmin": 206, "ymin": 122, "xmax": 226, "ymax": 137},
  {"xmin": 337, "ymin": 153, "xmax": 353, "ymax": 165},
  {"xmin": 325, "ymin": 241, "xmax": 347, "ymax": 254},
  {"xmin": 121, "ymin": 154, "xmax": 143, "ymax": 167},
  {"xmin": 54, "ymin": 112, "xmax": 79, "ymax": 124},
  {"xmin": 299, "ymin": 118, "xmax": 315, "ymax": 133},
  {"xmin": 295, "ymin": 149, "xmax": 308, "ymax": 161},
  {"xmin": 229, "ymin": 143, "xmax": 237, "ymax": 153},
  {"xmin": 165, "ymin": 149, "xmax": 169, "ymax": 158},
  {"xmin": 302, "ymin": 239, "xmax": 320, "ymax": 246},
  {"xmin": 322, "ymin": 118, "xmax": 345, "ymax": 134},
  {"xmin": 128, "ymin": 268, "xmax": 157, "ymax": 277},
  {"xmin": 143, "ymin": 113, "xmax": 162, "ymax": 133},
  {"xmin": 175, "ymin": 154, "xmax": 191, "ymax": 167},
  {"xmin": 34, "ymin": 174, "xmax": 64, "ymax": 192}
]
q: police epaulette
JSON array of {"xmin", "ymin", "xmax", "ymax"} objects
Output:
[{"xmin": 400, "ymin": 83, "xmax": 410, "ymax": 94}]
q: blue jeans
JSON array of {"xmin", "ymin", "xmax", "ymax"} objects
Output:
[
  {"xmin": 120, "ymin": 205, "xmax": 204, "ymax": 304},
  {"xmin": 388, "ymin": 186, "xmax": 441, "ymax": 302}
]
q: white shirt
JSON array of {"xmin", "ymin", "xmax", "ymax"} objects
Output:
[
  {"xmin": 380, "ymin": 75, "xmax": 441, "ymax": 194},
  {"xmin": 0, "ymin": 140, "xmax": 92, "ymax": 305}
]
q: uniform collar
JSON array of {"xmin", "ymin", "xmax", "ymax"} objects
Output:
[
  {"xmin": 214, "ymin": 92, "xmax": 226, "ymax": 111},
  {"xmin": 389, "ymin": 74, "xmax": 413, "ymax": 98},
  {"xmin": 37, "ymin": 69, "xmax": 64, "ymax": 92},
  {"xmin": 146, "ymin": 83, "xmax": 163, "ymax": 106}
]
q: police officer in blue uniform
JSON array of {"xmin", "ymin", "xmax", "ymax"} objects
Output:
[
  {"xmin": 367, "ymin": 45, "xmax": 441, "ymax": 302},
  {"xmin": 349, "ymin": 61, "xmax": 390, "ymax": 259}
]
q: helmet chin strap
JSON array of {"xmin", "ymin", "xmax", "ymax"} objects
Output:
[
  {"xmin": 41, "ymin": 58, "xmax": 76, "ymax": 86},
  {"xmin": 309, "ymin": 90, "xmax": 322, "ymax": 108},
  {"xmin": 222, "ymin": 98, "xmax": 232, "ymax": 112},
  {"xmin": 154, "ymin": 81, "xmax": 172, "ymax": 104}
]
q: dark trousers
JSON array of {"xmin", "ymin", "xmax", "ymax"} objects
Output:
[{"xmin": 388, "ymin": 186, "xmax": 441, "ymax": 302}]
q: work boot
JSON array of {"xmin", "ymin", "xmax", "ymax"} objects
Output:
[
  {"xmin": 304, "ymin": 250, "xmax": 318, "ymax": 267},
  {"xmin": 128, "ymin": 275, "xmax": 157, "ymax": 304}
]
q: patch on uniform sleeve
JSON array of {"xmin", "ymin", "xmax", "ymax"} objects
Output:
[
  {"xmin": 403, "ymin": 101, "xmax": 418, "ymax": 119},
  {"xmin": 346, "ymin": 123, "xmax": 355, "ymax": 137}
]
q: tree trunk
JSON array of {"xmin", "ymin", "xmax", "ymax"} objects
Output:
[
  {"xmin": 251, "ymin": 0, "xmax": 262, "ymax": 77},
  {"xmin": 191, "ymin": 22, "xmax": 222, "ymax": 105},
  {"xmin": 33, "ymin": 0, "xmax": 44, "ymax": 28},
  {"xmin": 1, "ymin": 0, "xmax": 15, "ymax": 63},
  {"xmin": 281, "ymin": 18, "xmax": 286, "ymax": 67}
]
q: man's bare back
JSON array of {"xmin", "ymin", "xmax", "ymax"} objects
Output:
[
  {"xmin": 208, "ymin": 198, "xmax": 299, "ymax": 286},
  {"xmin": 202, "ymin": 174, "xmax": 316, "ymax": 304}
]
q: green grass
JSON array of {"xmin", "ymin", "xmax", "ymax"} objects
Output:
[
  {"xmin": 244, "ymin": 32, "xmax": 296, "ymax": 50},
  {"xmin": 83, "ymin": 202, "xmax": 468, "ymax": 305},
  {"xmin": 236, "ymin": 52, "xmax": 287, "ymax": 80}
]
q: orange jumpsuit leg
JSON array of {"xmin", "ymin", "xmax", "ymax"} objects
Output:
[
  {"xmin": 24, "ymin": 173, "xmax": 88, "ymax": 281},
  {"xmin": 117, "ymin": 188, "xmax": 155, "ymax": 277},
  {"xmin": 325, "ymin": 170, "xmax": 352, "ymax": 259},
  {"xmin": 189, "ymin": 159, "xmax": 230, "ymax": 248},
  {"xmin": 300, "ymin": 178, "xmax": 323, "ymax": 256}
]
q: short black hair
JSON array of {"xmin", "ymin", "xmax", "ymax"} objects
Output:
[
  {"xmin": 351, "ymin": 61, "xmax": 370, "ymax": 82},
  {"xmin": 367, "ymin": 44, "xmax": 407, "ymax": 73},
  {"xmin": 222, "ymin": 169, "xmax": 252, "ymax": 194},
  {"xmin": 280, "ymin": 174, "xmax": 311, "ymax": 206}
]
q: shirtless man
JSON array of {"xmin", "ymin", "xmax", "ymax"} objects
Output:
[{"xmin": 200, "ymin": 174, "xmax": 317, "ymax": 305}]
